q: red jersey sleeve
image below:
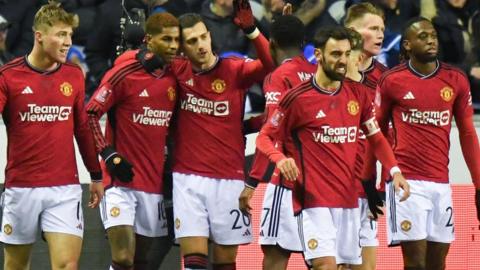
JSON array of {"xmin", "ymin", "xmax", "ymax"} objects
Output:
[
  {"xmin": 0, "ymin": 74, "xmax": 7, "ymax": 113},
  {"xmin": 73, "ymin": 74, "xmax": 102, "ymax": 179},
  {"xmin": 263, "ymin": 71, "xmax": 291, "ymax": 118},
  {"xmin": 453, "ymin": 72, "xmax": 474, "ymax": 119},
  {"xmin": 375, "ymin": 80, "xmax": 393, "ymax": 133},
  {"xmin": 237, "ymin": 33, "xmax": 274, "ymax": 88}
]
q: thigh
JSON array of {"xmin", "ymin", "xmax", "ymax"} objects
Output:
[
  {"xmin": 333, "ymin": 208, "xmax": 362, "ymax": 265},
  {"xmin": 100, "ymin": 187, "xmax": 136, "ymax": 230},
  {"xmin": 106, "ymin": 225, "xmax": 136, "ymax": 258},
  {"xmin": 386, "ymin": 180, "xmax": 430, "ymax": 245},
  {"xmin": 3, "ymin": 243, "xmax": 34, "ymax": 270},
  {"xmin": 0, "ymin": 188, "xmax": 42, "ymax": 244},
  {"xmin": 208, "ymin": 179, "xmax": 252, "ymax": 245},
  {"xmin": 259, "ymin": 184, "xmax": 302, "ymax": 252},
  {"xmin": 172, "ymin": 173, "xmax": 209, "ymax": 239},
  {"xmin": 426, "ymin": 183, "xmax": 455, "ymax": 243},
  {"xmin": 134, "ymin": 191, "xmax": 168, "ymax": 238},
  {"xmin": 44, "ymin": 232, "xmax": 82, "ymax": 269},
  {"xmin": 41, "ymin": 185, "xmax": 84, "ymax": 238},
  {"xmin": 299, "ymin": 208, "xmax": 337, "ymax": 266}
]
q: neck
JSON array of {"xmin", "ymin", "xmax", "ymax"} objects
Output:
[
  {"xmin": 358, "ymin": 53, "xmax": 373, "ymax": 72},
  {"xmin": 346, "ymin": 66, "xmax": 362, "ymax": 82},
  {"xmin": 192, "ymin": 53, "xmax": 217, "ymax": 72},
  {"xmin": 409, "ymin": 58, "xmax": 437, "ymax": 75},
  {"xmin": 314, "ymin": 67, "xmax": 341, "ymax": 91},
  {"xmin": 275, "ymin": 49, "xmax": 302, "ymax": 65},
  {"xmin": 27, "ymin": 45, "xmax": 58, "ymax": 71},
  {"xmin": 210, "ymin": 3, "xmax": 230, "ymax": 17}
]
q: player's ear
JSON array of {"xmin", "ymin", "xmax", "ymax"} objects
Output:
[
  {"xmin": 314, "ymin": 48, "xmax": 323, "ymax": 63},
  {"xmin": 402, "ymin": 39, "xmax": 411, "ymax": 52}
]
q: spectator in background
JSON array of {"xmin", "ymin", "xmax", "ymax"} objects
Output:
[
  {"xmin": 0, "ymin": 15, "xmax": 13, "ymax": 66},
  {"xmin": 0, "ymin": 0, "xmax": 36, "ymax": 56},
  {"xmin": 433, "ymin": 0, "xmax": 480, "ymax": 103}
]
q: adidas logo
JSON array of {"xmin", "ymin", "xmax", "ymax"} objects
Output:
[
  {"xmin": 316, "ymin": 110, "xmax": 326, "ymax": 119},
  {"xmin": 242, "ymin": 228, "xmax": 251, "ymax": 237},
  {"xmin": 139, "ymin": 89, "xmax": 149, "ymax": 97},
  {"xmin": 259, "ymin": 230, "xmax": 264, "ymax": 236},
  {"xmin": 21, "ymin": 86, "xmax": 33, "ymax": 94},
  {"xmin": 403, "ymin": 91, "xmax": 415, "ymax": 100},
  {"xmin": 186, "ymin": 78, "xmax": 194, "ymax": 87}
]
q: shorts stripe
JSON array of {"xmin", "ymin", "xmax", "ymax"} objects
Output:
[
  {"xmin": 389, "ymin": 184, "xmax": 397, "ymax": 233},
  {"xmin": 101, "ymin": 197, "xmax": 107, "ymax": 222},
  {"xmin": 269, "ymin": 186, "xmax": 285, "ymax": 237},
  {"xmin": 76, "ymin": 201, "xmax": 80, "ymax": 221},
  {"xmin": 297, "ymin": 213, "xmax": 306, "ymax": 252}
]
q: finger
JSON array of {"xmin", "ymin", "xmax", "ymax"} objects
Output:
[{"xmin": 400, "ymin": 183, "xmax": 410, "ymax": 202}]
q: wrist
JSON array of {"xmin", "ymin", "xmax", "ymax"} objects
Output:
[
  {"xmin": 90, "ymin": 171, "xmax": 103, "ymax": 182},
  {"xmin": 245, "ymin": 177, "xmax": 259, "ymax": 189},
  {"xmin": 390, "ymin": 166, "xmax": 401, "ymax": 178},
  {"xmin": 100, "ymin": 146, "xmax": 116, "ymax": 161},
  {"xmin": 245, "ymin": 27, "xmax": 259, "ymax": 39}
]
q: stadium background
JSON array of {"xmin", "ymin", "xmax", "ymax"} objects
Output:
[{"xmin": 0, "ymin": 123, "xmax": 479, "ymax": 269}]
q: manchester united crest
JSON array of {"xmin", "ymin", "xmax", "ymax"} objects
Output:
[
  {"xmin": 3, "ymin": 224, "xmax": 12, "ymax": 235},
  {"xmin": 167, "ymin": 87, "xmax": 176, "ymax": 101},
  {"xmin": 175, "ymin": 218, "xmax": 181, "ymax": 229},
  {"xmin": 60, "ymin": 82, "xmax": 73, "ymax": 97},
  {"xmin": 440, "ymin": 87, "xmax": 454, "ymax": 102},
  {"xmin": 401, "ymin": 220, "xmax": 412, "ymax": 232},
  {"xmin": 308, "ymin": 239, "xmax": 318, "ymax": 250},
  {"xmin": 110, "ymin": 207, "xmax": 120, "ymax": 217},
  {"xmin": 347, "ymin": 100, "xmax": 359, "ymax": 116},
  {"xmin": 211, "ymin": 79, "xmax": 226, "ymax": 94}
]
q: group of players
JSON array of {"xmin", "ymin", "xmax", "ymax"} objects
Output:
[{"xmin": 0, "ymin": 1, "xmax": 479, "ymax": 270}]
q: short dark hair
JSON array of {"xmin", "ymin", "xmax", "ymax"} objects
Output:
[
  {"xmin": 178, "ymin": 13, "xmax": 204, "ymax": 30},
  {"xmin": 270, "ymin": 15, "xmax": 305, "ymax": 49},
  {"xmin": 145, "ymin": 12, "xmax": 179, "ymax": 36},
  {"xmin": 313, "ymin": 26, "xmax": 351, "ymax": 50}
]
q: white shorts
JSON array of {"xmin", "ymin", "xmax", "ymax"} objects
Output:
[
  {"xmin": 258, "ymin": 183, "xmax": 302, "ymax": 252},
  {"xmin": 100, "ymin": 186, "xmax": 168, "ymax": 238},
  {"xmin": 0, "ymin": 185, "xmax": 83, "ymax": 245},
  {"xmin": 298, "ymin": 207, "xmax": 362, "ymax": 266},
  {"xmin": 386, "ymin": 180, "xmax": 454, "ymax": 245},
  {"xmin": 172, "ymin": 172, "xmax": 252, "ymax": 245},
  {"xmin": 358, "ymin": 198, "xmax": 379, "ymax": 247}
]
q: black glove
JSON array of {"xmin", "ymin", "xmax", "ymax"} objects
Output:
[
  {"xmin": 101, "ymin": 146, "xmax": 134, "ymax": 183},
  {"xmin": 362, "ymin": 179, "xmax": 384, "ymax": 220},
  {"xmin": 476, "ymin": 189, "xmax": 480, "ymax": 222}
]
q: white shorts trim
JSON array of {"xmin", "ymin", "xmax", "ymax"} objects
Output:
[
  {"xmin": 386, "ymin": 180, "xmax": 455, "ymax": 245},
  {"xmin": 100, "ymin": 186, "xmax": 168, "ymax": 237},
  {"xmin": 0, "ymin": 185, "xmax": 83, "ymax": 245},
  {"xmin": 172, "ymin": 173, "xmax": 252, "ymax": 245},
  {"xmin": 298, "ymin": 207, "xmax": 362, "ymax": 266},
  {"xmin": 258, "ymin": 183, "xmax": 302, "ymax": 252}
]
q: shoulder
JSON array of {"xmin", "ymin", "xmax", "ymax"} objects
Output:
[
  {"xmin": 63, "ymin": 62, "xmax": 84, "ymax": 75},
  {"xmin": 440, "ymin": 62, "xmax": 469, "ymax": 82},
  {"xmin": 0, "ymin": 57, "xmax": 25, "ymax": 75},
  {"xmin": 102, "ymin": 60, "xmax": 143, "ymax": 87},
  {"xmin": 378, "ymin": 62, "xmax": 409, "ymax": 86},
  {"xmin": 373, "ymin": 60, "xmax": 388, "ymax": 73},
  {"xmin": 278, "ymin": 80, "xmax": 312, "ymax": 109}
]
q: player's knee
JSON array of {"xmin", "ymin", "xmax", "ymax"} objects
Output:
[
  {"xmin": 112, "ymin": 250, "xmax": 134, "ymax": 270},
  {"xmin": 311, "ymin": 257, "xmax": 336, "ymax": 270},
  {"xmin": 52, "ymin": 259, "xmax": 79, "ymax": 270}
]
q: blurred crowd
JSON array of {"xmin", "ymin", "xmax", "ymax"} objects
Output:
[{"xmin": 0, "ymin": 0, "xmax": 479, "ymax": 106}]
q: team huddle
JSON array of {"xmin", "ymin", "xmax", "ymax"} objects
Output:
[{"xmin": 0, "ymin": 1, "xmax": 479, "ymax": 270}]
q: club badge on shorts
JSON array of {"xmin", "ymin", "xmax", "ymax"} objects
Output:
[
  {"xmin": 3, "ymin": 224, "xmax": 12, "ymax": 235},
  {"xmin": 308, "ymin": 239, "xmax": 318, "ymax": 250},
  {"xmin": 401, "ymin": 220, "xmax": 412, "ymax": 232},
  {"xmin": 110, "ymin": 207, "xmax": 120, "ymax": 217},
  {"xmin": 175, "ymin": 218, "xmax": 181, "ymax": 230}
]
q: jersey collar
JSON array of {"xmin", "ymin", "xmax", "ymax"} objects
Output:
[
  {"xmin": 311, "ymin": 77, "xmax": 342, "ymax": 96},
  {"xmin": 407, "ymin": 59, "xmax": 440, "ymax": 79},
  {"xmin": 23, "ymin": 55, "xmax": 62, "ymax": 75}
]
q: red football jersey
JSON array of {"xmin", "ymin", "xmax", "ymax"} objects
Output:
[
  {"xmin": 87, "ymin": 56, "xmax": 177, "ymax": 194},
  {"xmin": 0, "ymin": 57, "xmax": 101, "ymax": 188},
  {"xmin": 353, "ymin": 59, "xmax": 388, "ymax": 197},
  {"xmin": 376, "ymin": 61, "xmax": 473, "ymax": 183},
  {"xmin": 170, "ymin": 55, "xmax": 268, "ymax": 180},
  {"xmin": 259, "ymin": 78, "xmax": 378, "ymax": 211},
  {"xmin": 249, "ymin": 56, "xmax": 316, "ymax": 187}
]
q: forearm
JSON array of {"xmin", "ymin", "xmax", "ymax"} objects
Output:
[
  {"xmin": 457, "ymin": 117, "xmax": 480, "ymax": 189},
  {"xmin": 367, "ymin": 132, "xmax": 398, "ymax": 175},
  {"xmin": 87, "ymin": 113, "xmax": 110, "ymax": 154},
  {"xmin": 256, "ymin": 128, "xmax": 286, "ymax": 164}
]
